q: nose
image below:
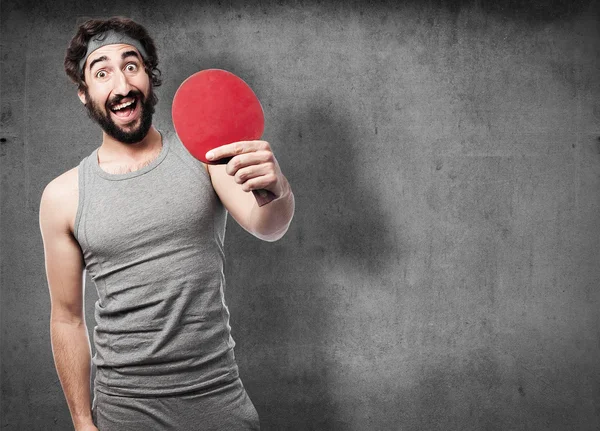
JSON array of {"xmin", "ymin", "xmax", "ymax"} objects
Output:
[{"xmin": 113, "ymin": 69, "xmax": 133, "ymax": 96}]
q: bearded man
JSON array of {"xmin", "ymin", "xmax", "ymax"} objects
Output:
[{"xmin": 39, "ymin": 16, "xmax": 294, "ymax": 431}]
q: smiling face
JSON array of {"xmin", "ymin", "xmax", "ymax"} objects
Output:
[{"xmin": 79, "ymin": 43, "xmax": 154, "ymax": 144}]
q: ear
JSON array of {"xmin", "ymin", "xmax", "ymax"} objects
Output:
[{"xmin": 77, "ymin": 89, "xmax": 87, "ymax": 105}]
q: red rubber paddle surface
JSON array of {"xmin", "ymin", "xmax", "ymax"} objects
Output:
[
  {"xmin": 172, "ymin": 69, "xmax": 265, "ymax": 164},
  {"xmin": 172, "ymin": 69, "xmax": 276, "ymax": 206}
]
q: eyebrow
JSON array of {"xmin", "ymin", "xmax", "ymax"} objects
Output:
[
  {"xmin": 88, "ymin": 55, "xmax": 108, "ymax": 71},
  {"xmin": 122, "ymin": 50, "xmax": 141, "ymax": 61},
  {"xmin": 88, "ymin": 50, "xmax": 142, "ymax": 71}
]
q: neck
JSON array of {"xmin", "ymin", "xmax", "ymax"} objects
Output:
[{"xmin": 99, "ymin": 126, "xmax": 161, "ymax": 162}]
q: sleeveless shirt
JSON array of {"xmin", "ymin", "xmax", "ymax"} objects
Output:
[{"xmin": 74, "ymin": 130, "xmax": 239, "ymax": 397}]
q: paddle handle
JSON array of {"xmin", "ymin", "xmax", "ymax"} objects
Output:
[{"xmin": 253, "ymin": 189, "xmax": 277, "ymax": 207}]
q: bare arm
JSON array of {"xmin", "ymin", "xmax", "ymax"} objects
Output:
[
  {"xmin": 39, "ymin": 178, "xmax": 97, "ymax": 431},
  {"xmin": 206, "ymin": 140, "xmax": 295, "ymax": 241}
]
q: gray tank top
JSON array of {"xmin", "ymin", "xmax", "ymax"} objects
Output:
[{"xmin": 74, "ymin": 130, "xmax": 238, "ymax": 396}]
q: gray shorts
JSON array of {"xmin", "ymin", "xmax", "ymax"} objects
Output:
[{"xmin": 92, "ymin": 378, "xmax": 260, "ymax": 430}]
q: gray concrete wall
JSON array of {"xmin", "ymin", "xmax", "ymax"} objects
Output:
[{"xmin": 2, "ymin": 0, "xmax": 599, "ymax": 429}]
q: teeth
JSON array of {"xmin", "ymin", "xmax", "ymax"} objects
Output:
[{"xmin": 112, "ymin": 100, "xmax": 135, "ymax": 111}]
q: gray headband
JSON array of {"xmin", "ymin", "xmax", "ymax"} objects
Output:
[{"xmin": 79, "ymin": 30, "xmax": 148, "ymax": 72}]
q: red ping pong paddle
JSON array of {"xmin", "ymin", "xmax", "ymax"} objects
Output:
[{"xmin": 172, "ymin": 69, "xmax": 276, "ymax": 207}]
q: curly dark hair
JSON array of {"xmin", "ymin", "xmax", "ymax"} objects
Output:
[{"xmin": 64, "ymin": 17, "xmax": 162, "ymax": 92}]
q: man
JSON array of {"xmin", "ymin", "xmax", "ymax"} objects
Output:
[{"xmin": 39, "ymin": 16, "xmax": 294, "ymax": 431}]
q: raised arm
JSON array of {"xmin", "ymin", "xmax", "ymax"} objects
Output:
[
  {"xmin": 206, "ymin": 140, "xmax": 295, "ymax": 242},
  {"xmin": 39, "ymin": 174, "xmax": 98, "ymax": 431}
]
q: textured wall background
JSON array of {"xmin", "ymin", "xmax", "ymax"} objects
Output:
[{"xmin": 1, "ymin": 0, "xmax": 599, "ymax": 430}]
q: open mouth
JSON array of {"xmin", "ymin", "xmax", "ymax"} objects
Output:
[{"xmin": 109, "ymin": 98, "xmax": 139, "ymax": 120}]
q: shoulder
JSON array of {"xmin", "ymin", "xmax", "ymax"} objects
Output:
[
  {"xmin": 165, "ymin": 130, "xmax": 211, "ymax": 176},
  {"xmin": 40, "ymin": 166, "xmax": 79, "ymax": 234},
  {"xmin": 42, "ymin": 166, "xmax": 79, "ymax": 201}
]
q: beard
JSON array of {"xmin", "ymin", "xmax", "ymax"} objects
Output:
[{"xmin": 84, "ymin": 87, "xmax": 155, "ymax": 144}]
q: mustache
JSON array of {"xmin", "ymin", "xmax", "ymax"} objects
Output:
[{"xmin": 106, "ymin": 90, "xmax": 144, "ymax": 108}]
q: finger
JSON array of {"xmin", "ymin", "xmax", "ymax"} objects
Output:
[
  {"xmin": 225, "ymin": 151, "xmax": 274, "ymax": 176},
  {"xmin": 206, "ymin": 140, "xmax": 270, "ymax": 162},
  {"xmin": 233, "ymin": 164, "xmax": 272, "ymax": 185},
  {"xmin": 240, "ymin": 173, "xmax": 278, "ymax": 193}
]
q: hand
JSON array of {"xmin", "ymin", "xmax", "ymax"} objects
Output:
[{"xmin": 206, "ymin": 140, "xmax": 284, "ymax": 203}]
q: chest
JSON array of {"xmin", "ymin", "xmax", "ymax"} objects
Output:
[{"xmin": 79, "ymin": 164, "xmax": 221, "ymax": 263}]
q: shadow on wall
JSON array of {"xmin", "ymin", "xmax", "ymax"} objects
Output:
[
  {"xmin": 292, "ymin": 100, "xmax": 400, "ymax": 275},
  {"xmin": 226, "ymin": 97, "xmax": 399, "ymax": 429}
]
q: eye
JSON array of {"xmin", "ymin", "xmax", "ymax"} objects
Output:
[
  {"xmin": 125, "ymin": 63, "xmax": 138, "ymax": 72},
  {"xmin": 95, "ymin": 70, "xmax": 107, "ymax": 79}
]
